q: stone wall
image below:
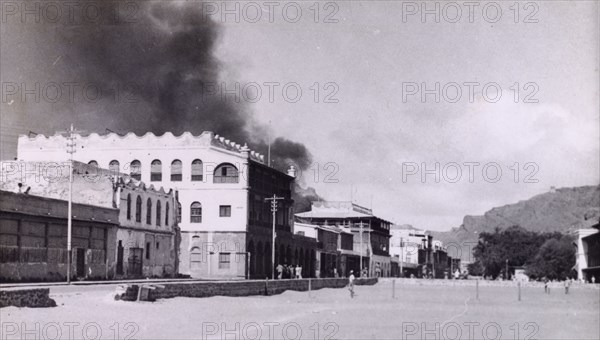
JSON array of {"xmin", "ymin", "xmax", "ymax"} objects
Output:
[
  {"xmin": 116, "ymin": 277, "xmax": 378, "ymax": 301},
  {"xmin": 378, "ymin": 277, "xmax": 600, "ymax": 290},
  {"xmin": 0, "ymin": 289, "xmax": 56, "ymax": 308}
]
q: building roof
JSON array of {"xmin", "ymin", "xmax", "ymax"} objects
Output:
[
  {"xmin": 0, "ymin": 190, "xmax": 119, "ymax": 225},
  {"xmin": 295, "ymin": 210, "xmax": 373, "ymax": 219},
  {"xmin": 294, "ymin": 222, "xmax": 342, "ymax": 234},
  {"xmin": 18, "ymin": 131, "xmax": 265, "ymax": 163},
  {"xmin": 296, "ymin": 200, "xmax": 392, "ymax": 222}
]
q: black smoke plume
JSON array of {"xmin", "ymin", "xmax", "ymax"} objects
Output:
[{"xmin": 32, "ymin": 1, "xmax": 312, "ymax": 171}]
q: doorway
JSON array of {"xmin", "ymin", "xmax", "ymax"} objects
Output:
[
  {"xmin": 76, "ymin": 248, "xmax": 85, "ymax": 278},
  {"xmin": 116, "ymin": 241, "xmax": 124, "ymax": 275}
]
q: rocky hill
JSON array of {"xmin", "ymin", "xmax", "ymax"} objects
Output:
[{"xmin": 431, "ymin": 185, "xmax": 600, "ymax": 262}]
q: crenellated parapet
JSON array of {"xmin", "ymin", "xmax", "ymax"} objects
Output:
[{"xmin": 18, "ymin": 131, "xmax": 265, "ymax": 163}]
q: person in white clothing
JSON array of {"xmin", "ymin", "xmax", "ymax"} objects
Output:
[{"xmin": 348, "ymin": 270, "xmax": 356, "ymax": 298}]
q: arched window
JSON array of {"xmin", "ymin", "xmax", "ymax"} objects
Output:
[
  {"xmin": 126, "ymin": 194, "xmax": 132, "ymax": 220},
  {"xmin": 191, "ymin": 159, "xmax": 203, "ymax": 181},
  {"xmin": 190, "ymin": 202, "xmax": 202, "ymax": 223},
  {"xmin": 165, "ymin": 202, "xmax": 170, "ymax": 226},
  {"xmin": 88, "ymin": 160, "xmax": 98, "ymax": 167},
  {"xmin": 171, "ymin": 160, "xmax": 182, "ymax": 181},
  {"xmin": 156, "ymin": 200, "xmax": 162, "ymax": 226},
  {"xmin": 151, "ymin": 160, "xmax": 162, "ymax": 181},
  {"xmin": 213, "ymin": 163, "xmax": 239, "ymax": 183},
  {"xmin": 130, "ymin": 160, "xmax": 141, "ymax": 181},
  {"xmin": 177, "ymin": 202, "xmax": 182, "ymax": 223},
  {"xmin": 146, "ymin": 198, "xmax": 152, "ymax": 224},
  {"xmin": 109, "ymin": 160, "xmax": 120, "ymax": 174},
  {"xmin": 135, "ymin": 196, "xmax": 142, "ymax": 222}
]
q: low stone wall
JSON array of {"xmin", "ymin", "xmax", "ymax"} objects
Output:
[
  {"xmin": 116, "ymin": 277, "xmax": 378, "ymax": 301},
  {"xmin": 378, "ymin": 277, "xmax": 600, "ymax": 290},
  {"xmin": 0, "ymin": 288, "xmax": 57, "ymax": 308}
]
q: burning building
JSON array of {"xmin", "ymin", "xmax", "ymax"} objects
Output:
[{"xmin": 16, "ymin": 131, "xmax": 316, "ymax": 279}]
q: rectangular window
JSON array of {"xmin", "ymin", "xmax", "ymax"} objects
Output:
[
  {"xmin": 156, "ymin": 242, "xmax": 160, "ymax": 249},
  {"xmin": 219, "ymin": 253, "xmax": 230, "ymax": 269},
  {"xmin": 145, "ymin": 242, "xmax": 150, "ymax": 260},
  {"xmin": 219, "ymin": 205, "xmax": 231, "ymax": 217}
]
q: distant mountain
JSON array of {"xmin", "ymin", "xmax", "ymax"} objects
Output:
[{"xmin": 431, "ymin": 185, "xmax": 600, "ymax": 262}]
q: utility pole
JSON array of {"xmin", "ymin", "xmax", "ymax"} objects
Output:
[
  {"xmin": 265, "ymin": 195, "xmax": 284, "ymax": 279},
  {"xmin": 368, "ymin": 220, "xmax": 372, "ymax": 277},
  {"xmin": 59, "ymin": 124, "xmax": 81, "ymax": 284},
  {"xmin": 359, "ymin": 221, "xmax": 363, "ymax": 276},
  {"xmin": 400, "ymin": 237, "xmax": 403, "ymax": 278}
]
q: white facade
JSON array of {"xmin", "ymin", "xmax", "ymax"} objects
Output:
[
  {"xmin": 16, "ymin": 131, "xmax": 279, "ymax": 279},
  {"xmin": 389, "ymin": 226, "xmax": 427, "ymax": 266},
  {"xmin": 574, "ymin": 228, "xmax": 599, "ymax": 280},
  {"xmin": 17, "ymin": 131, "xmax": 265, "ymax": 235},
  {"xmin": 294, "ymin": 222, "xmax": 318, "ymax": 239}
]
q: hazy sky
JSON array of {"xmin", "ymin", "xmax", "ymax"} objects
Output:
[{"xmin": 1, "ymin": 1, "xmax": 598, "ymax": 231}]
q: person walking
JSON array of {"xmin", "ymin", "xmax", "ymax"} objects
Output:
[
  {"xmin": 276, "ymin": 263, "xmax": 283, "ymax": 280},
  {"xmin": 295, "ymin": 264, "xmax": 303, "ymax": 279},
  {"xmin": 564, "ymin": 278, "xmax": 571, "ymax": 294},
  {"xmin": 348, "ymin": 270, "xmax": 356, "ymax": 298}
]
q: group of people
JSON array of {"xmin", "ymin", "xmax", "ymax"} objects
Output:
[
  {"xmin": 275, "ymin": 264, "xmax": 303, "ymax": 279},
  {"xmin": 543, "ymin": 277, "xmax": 587, "ymax": 295}
]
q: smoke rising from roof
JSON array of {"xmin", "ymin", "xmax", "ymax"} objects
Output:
[{"xmin": 27, "ymin": 0, "xmax": 312, "ymax": 171}]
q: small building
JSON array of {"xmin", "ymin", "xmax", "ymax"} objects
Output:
[
  {"xmin": 338, "ymin": 227, "xmax": 362, "ymax": 277},
  {"xmin": 0, "ymin": 190, "xmax": 118, "ymax": 282},
  {"xmin": 295, "ymin": 201, "xmax": 392, "ymax": 277},
  {"xmin": 114, "ymin": 179, "xmax": 179, "ymax": 278},
  {"xmin": 433, "ymin": 240, "xmax": 449, "ymax": 279},
  {"xmin": 573, "ymin": 220, "xmax": 600, "ymax": 283},
  {"xmin": 513, "ymin": 267, "xmax": 529, "ymax": 282},
  {"xmin": 389, "ymin": 225, "xmax": 426, "ymax": 277},
  {"xmin": 1, "ymin": 160, "xmax": 179, "ymax": 281},
  {"xmin": 295, "ymin": 222, "xmax": 340, "ymax": 278}
]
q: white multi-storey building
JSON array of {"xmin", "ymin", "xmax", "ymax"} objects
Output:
[
  {"xmin": 389, "ymin": 225, "xmax": 425, "ymax": 266},
  {"xmin": 17, "ymin": 131, "xmax": 314, "ymax": 279}
]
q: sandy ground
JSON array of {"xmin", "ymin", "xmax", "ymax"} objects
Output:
[{"xmin": 1, "ymin": 280, "xmax": 598, "ymax": 339}]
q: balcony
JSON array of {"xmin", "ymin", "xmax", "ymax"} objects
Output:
[{"xmin": 213, "ymin": 176, "xmax": 239, "ymax": 183}]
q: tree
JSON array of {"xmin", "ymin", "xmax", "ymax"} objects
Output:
[
  {"xmin": 526, "ymin": 236, "xmax": 576, "ymax": 280},
  {"xmin": 472, "ymin": 225, "xmax": 563, "ymax": 279},
  {"xmin": 467, "ymin": 261, "xmax": 484, "ymax": 276}
]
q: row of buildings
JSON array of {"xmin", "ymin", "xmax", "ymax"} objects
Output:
[{"xmin": 0, "ymin": 131, "xmax": 459, "ymax": 282}]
